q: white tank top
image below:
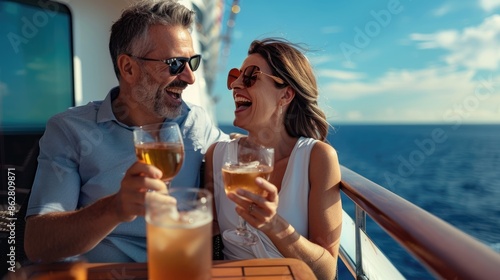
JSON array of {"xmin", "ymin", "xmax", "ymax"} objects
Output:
[{"xmin": 212, "ymin": 137, "xmax": 317, "ymax": 259}]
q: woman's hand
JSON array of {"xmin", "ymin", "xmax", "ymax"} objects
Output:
[{"xmin": 227, "ymin": 177, "xmax": 279, "ymax": 232}]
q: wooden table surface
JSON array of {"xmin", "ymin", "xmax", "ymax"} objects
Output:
[{"xmin": 5, "ymin": 258, "xmax": 317, "ymax": 280}]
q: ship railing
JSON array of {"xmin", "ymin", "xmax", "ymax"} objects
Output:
[{"xmin": 338, "ymin": 166, "xmax": 500, "ymax": 279}]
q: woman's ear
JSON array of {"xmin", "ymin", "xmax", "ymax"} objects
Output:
[
  {"xmin": 281, "ymin": 86, "xmax": 295, "ymax": 106},
  {"xmin": 117, "ymin": 54, "xmax": 138, "ymax": 83}
]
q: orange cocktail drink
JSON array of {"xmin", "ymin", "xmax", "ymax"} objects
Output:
[
  {"xmin": 222, "ymin": 164, "xmax": 273, "ymax": 195},
  {"xmin": 135, "ymin": 142, "xmax": 184, "ymax": 182},
  {"xmin": 145, "ymin": 188, "xmax": 212, "ymax": 280}
]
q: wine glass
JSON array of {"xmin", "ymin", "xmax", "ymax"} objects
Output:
[
  {"xmin": 221, "ymin": 137, "xmax": 274, "ymax": 246},
  {"xmin": 133, "ymin": 122, "xmax": 184, "ymax": 189}
]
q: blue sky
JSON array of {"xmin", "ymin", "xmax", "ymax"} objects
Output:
[{"xmin": 211, "ymin": 0, "xmax": 500, "ymax": 125}]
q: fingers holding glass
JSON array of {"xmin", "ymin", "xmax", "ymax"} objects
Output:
[{"xmin": 221, "ymin": 137, "xmax": 274, "ymax": 246}]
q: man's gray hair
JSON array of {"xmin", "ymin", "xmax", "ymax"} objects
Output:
[{"xmin": 109, "ymin": 0, "xmax": 195, "ymax": 79}]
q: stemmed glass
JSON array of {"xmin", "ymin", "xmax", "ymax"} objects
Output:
[
  {"xmin": 133, "ymin": 122, "xmax": 184, "ymax": 189},
  {"xmin": 221, "ymin": 137, "xmax": 274, "ymax": 246}
]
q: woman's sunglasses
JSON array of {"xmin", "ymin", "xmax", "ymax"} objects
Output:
[
  {"xmin": 129, "ymin": 54, "xmax": 202, "ymax": 76},
  {"xmin": 227, "ymin": 65, "xmax": 284, "ymax": 90}
]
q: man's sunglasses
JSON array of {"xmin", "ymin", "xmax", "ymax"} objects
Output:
[
  {"xmin": 227, "ymin": 65, "xmax": 285, "ymax": 90},
  {"xmin": 128, "ymin": 54, "xmax": 202, "ymax": 76}
]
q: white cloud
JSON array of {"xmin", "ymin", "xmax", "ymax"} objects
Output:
[
  {"xmin": 341, "ymin": 60, "xmax": 357, "ymax": 69},
  {"xmin": 325, "ymin": 66, "xmax": 476, "ymax": 100},
  {"xmin": 308, "ymin": 55, "xmax": 334, "ymax": 65},
  {"xmin": 410, "ymin": 15, "xmax": 500, "ymax": 70},
  {"xmin": 479, "ymin": 0, "xmax": 500, "ymax": 12},
  {"xmin": 323, "ymin": 67, "xmax": 500, "ymax": 123},
  {"xmin": 345, "ymin": 110, "xmax": 364, "ymax": 121},
  {"xmin": 410, "ymin": 31, "xmax": 459, "ymax": 49},
  {"xmin": 431, "ymin": 4, "xmax": 452, "ymax": 17},
  {"xmin": 317, "ymin": 69, "xmax": 365, "ymax": 81}
]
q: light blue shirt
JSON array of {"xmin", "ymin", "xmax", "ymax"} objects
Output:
[{"xmin": 27, "ymin": 87, "xmax": 229, "ymax": 262}]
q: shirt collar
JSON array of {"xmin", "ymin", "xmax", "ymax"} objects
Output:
[{"xmin": 96, "ymin": 87, "xmax": 120, "ymax": 124}]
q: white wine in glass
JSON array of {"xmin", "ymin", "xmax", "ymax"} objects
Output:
[
  {"xmin": 221, "ymin": 137, "xmax": 274, "ymax": 246},
  {"xmin": 133, "ymin": 122, "xmax": 184, "ymax": 189}
]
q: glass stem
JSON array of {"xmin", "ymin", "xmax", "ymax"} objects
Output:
[{"xmin": 237, "ymin": 216, "xmax": 249, "ymax": 234}]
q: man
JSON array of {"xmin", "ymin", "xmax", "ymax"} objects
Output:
[{"xmin": 24, "ymin": 0, "xmax": 228, "ymax": 263}]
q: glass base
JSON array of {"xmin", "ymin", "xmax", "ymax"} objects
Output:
[{"xmin": 223, "ymin": 229, "xmax": 258, "ymax": 246}]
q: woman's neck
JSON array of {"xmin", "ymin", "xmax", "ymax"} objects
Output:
[{"xmin": 247, "ymin": 130, "xmax": 298, "ymax": 162}]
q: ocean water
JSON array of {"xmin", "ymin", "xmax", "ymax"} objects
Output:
[{"xmin": 219, "ymin": 124, "xmax": 500, "ymax": 279}]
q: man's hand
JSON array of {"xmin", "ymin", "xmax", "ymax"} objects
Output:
[{"xmin": 112, "ymin": 161, "xmax": 166, "ymax": 222}]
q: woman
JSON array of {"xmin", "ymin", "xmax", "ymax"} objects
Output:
[{"xmin": 205, "ymin": 38, "xmax": 342, "ymax": 280}]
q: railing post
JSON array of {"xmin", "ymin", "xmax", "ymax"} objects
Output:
[{"xmin": 355, "ymin": 205, "xmax": 368, "ymax": 280}]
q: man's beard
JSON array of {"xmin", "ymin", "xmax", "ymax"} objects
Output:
[{"xmin": 132, "ymin": 72, "xmax": 183, "ymax": 119}]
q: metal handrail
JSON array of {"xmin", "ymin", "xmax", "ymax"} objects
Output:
[{"xmin": 339, "ymin": 166, "xmax": 500, "ymax": 279}]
